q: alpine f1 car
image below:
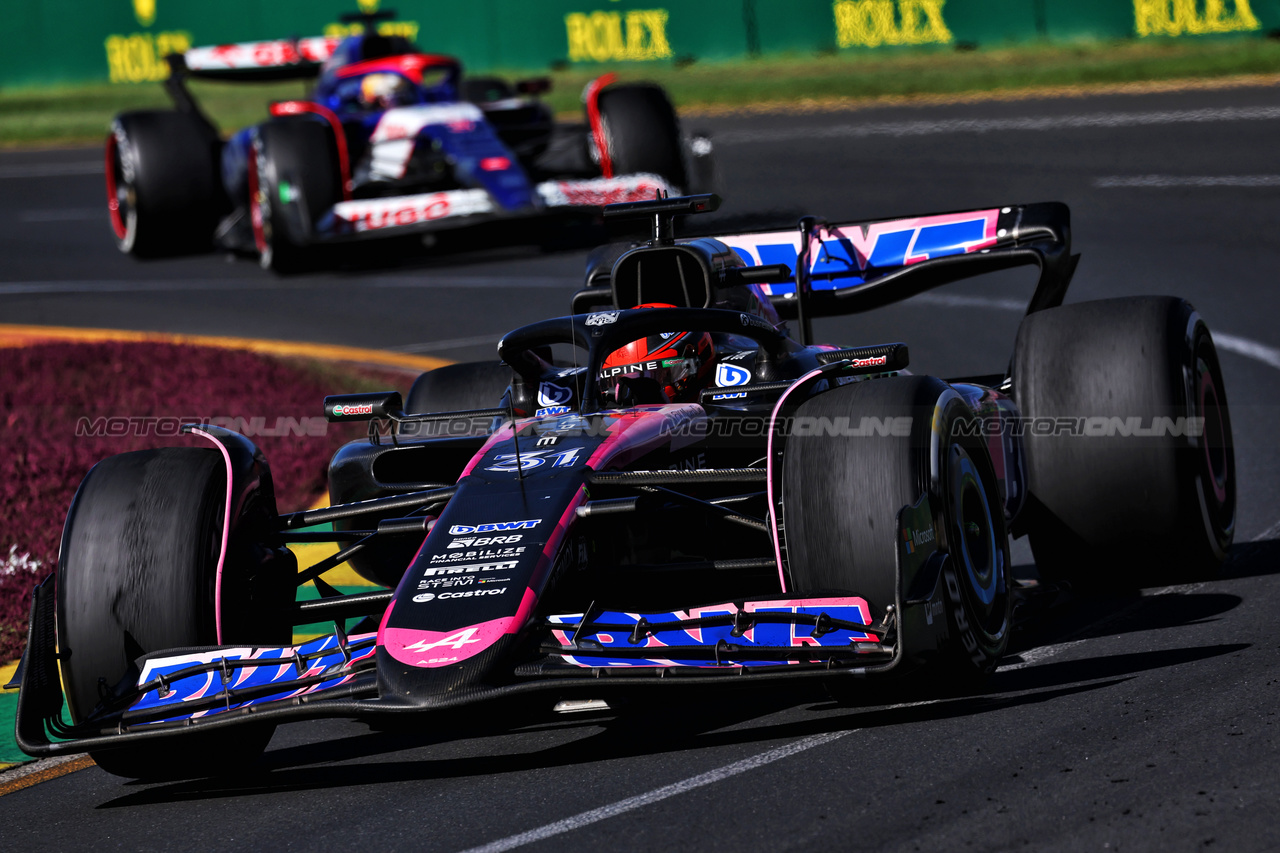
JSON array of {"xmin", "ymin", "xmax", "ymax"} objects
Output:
[
  {"xmin": 104, "ymin": 10, "xmax": 710, "ymax": 271},
  {"xmin": 15, "ymin": 195, "xmax": 1235, "ymax": 779}
]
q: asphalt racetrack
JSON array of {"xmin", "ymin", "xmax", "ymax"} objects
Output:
[{"xmin": 3, "ymin": 84, "xmax": 1280, "ymax": 851}]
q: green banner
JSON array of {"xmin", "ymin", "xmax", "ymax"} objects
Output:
[{"xmin": 0, "ymin": 0, "xmax": 1275, "ymax": 90}]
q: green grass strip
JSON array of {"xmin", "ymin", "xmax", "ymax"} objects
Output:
[{"xmin": 6, "ymin": 38, "xmax": 1280, "ymax": 147}]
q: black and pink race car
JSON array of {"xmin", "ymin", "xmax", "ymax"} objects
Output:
[
  {"xmin": 105, "ymin": 10, "xmax": 709, "ymax": 272},
  {"xmin": 14, "ymin": 195, "xmax": 1235, "ymax": 779}
]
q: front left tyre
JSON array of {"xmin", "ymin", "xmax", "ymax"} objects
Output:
[
  {"xmin": 781, "ymin": 375, "xmax": 1012, "ymax": 686},
  {"xmin": 57, "ymin": 447, "xmax": 295, "ymax": 779}
]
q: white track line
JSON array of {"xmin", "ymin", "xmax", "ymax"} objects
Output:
[
  {"xmin": 0, "ymin": 276, "xmax": 569, "ymax": 295},
  {"xmin": 0, "ymin": 162, "xmax": 100, "ymax": 179},
  {"xmin": 716, "ymin": 105, "xmax": 1280, "ymax": 145},
  {"xmin": 387, "ymin": 334, "xmax": 504, "ymax": 353},
  {"xmin": 908, "ymin": 295, "xmax": 1280, "ymax": 378},
  {"xmin": 1213, "ymin": 332, "xmax": 1280, "ymax": 371},
  {"xmin": 456, "ymin": 732, "xmax": 849, "ymax": 853},
  {"xmin": 1096, "ymin": 175, "xmax": 1280, "ymax": 188},
  {"xmin": 19, "ymin": 208, "xmax": 102, "ymax": 222}
]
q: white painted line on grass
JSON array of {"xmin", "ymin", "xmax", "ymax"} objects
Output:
[
  {"xmin": 455, "ymin": 731, "xmax": 850, "ymax": 853},
  {"xmin": 715, "ymin": 105, "xmax": 1280, "ymax": 145},
  {"xmin": 1096, "ymin": 175, "xmax": 1280, "ymax": 188}
]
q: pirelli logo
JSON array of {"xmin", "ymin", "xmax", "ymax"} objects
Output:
[{"xmin": 422, "ymin": 560, "xmax": 519, "ymax": 577}]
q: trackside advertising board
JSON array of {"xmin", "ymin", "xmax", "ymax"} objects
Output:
[{"xmin": 2, "ymin": 0, "xmax": 1276, "ymax": 88}]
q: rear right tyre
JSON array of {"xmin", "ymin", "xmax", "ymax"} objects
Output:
[
  {"xmin": 106, "ymin": 110, "xmax": 223, "ymax": 257},
  {"xmin": 1013, "ymin": 296, "xmax": 1235, "ymax": 588}
]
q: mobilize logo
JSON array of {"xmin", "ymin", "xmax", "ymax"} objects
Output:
[
  {"xmin": 331, "ymin": 403, "xmax": 374, "ymax": 417},
  {"xmin": 448, "ymin": 520, "xmax": 541, "ymax": 535}
]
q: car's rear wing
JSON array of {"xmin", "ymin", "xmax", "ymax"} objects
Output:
[
  {"xmin": 716, "ymin": 201, "xmax": 1078, "ymax": 339},
  {"xmin": 168, "ymin": 37, "xmax": 340, "ymax": 81}
]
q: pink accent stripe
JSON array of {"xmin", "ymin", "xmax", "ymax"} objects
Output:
[
  {"xmin": 765, "ymin": 368, "xmax": 826, "ymax": 594},
  {"xmin": 376, "ymin": 530, "xmax": 436, "ymax": 647},
  {"xmin": 508, "ymin": 588, "xmax": 539, "ymax": 634},
  {"xmin": 506, "ymin": 486, "xmax": 587, "ymax": 636},
  {"xmin": 189, "ymin": 427, "xmax": 234, "ymax": 644}
]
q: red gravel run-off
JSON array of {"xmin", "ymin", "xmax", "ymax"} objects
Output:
[{"xmin": 0, "ymin": 341, "xmax": 411, "ymax": 662}]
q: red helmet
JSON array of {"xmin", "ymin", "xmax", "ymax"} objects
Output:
[{"xmin": 600, "ymin": 304, "xmax": 715, "ymax": 404}]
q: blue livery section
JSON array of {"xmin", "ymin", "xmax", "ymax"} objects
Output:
[
  {"xmin": 547, "ymin": 598, "xmax": 879, "ymax": 668},
  {"xmin": 128, "ymin": 633, "xmax": 377, "ymax": 724}
]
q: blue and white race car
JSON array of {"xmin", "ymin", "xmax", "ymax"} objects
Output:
[{"xmin": 105, "ymin": 11, "xmax": 708, "ymax": 271}]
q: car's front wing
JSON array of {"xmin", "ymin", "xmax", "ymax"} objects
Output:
[{"xmin": 14, "ymin": 495, "xmax": 953, "ymax": 758}]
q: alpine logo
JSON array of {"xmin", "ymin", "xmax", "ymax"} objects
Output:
[
  {"xmin": 403, "ymin": 627, "xmax": 484, "ymax": 653},
  {"xmin": 715, "ymin": 364, "xmax": 752, "ymax": 387},
  {"xmin": 448, "ymin": 520, "xmax": 541, "ymax": 535}
]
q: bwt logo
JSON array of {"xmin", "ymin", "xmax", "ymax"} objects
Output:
[
  {"xmin": 448, "ymin": 520, "xmax": 541, "ymax": 535},
  {"xmin": 332, "ymin": 403, "xmax": 374, "ymax": 417}
]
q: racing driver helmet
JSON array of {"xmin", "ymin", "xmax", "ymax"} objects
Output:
[
  {"xmin": 600, "ymin": 304, "xmax": 715, "ymax": 404},
  {"xmin": 359, "ymin": 72, "xmax": 415, "ymax": 109}
]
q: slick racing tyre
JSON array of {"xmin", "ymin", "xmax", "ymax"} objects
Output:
[
  {"xmin": 106, "ymin": 110, "xmax": 222, "ymax": 257},
  {"xmin": 595, "ymin": 84, "xmax": 687, "ymax": 191},
  {"xmin": 402, "ymin": 361, "xmax": 514, "ymax": 437},
  {"xmin": 1013, "ymin": 296, "xmax": 1235, "ymax": 588},
  {"xmin": 57, "ymin": 447, "xmax": 295, "ymax": 779},
  {"xmin": 252, "ymin": 118, "xmax": 342, "ymax": 273},
  {"xmin": 782, "ymin": 375, "xmax": 1012, "ymax": 685}
]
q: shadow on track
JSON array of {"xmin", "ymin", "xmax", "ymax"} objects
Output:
[{"xmin": 93, "ymin": 642, "xmax": 1245, "ymax": 810}]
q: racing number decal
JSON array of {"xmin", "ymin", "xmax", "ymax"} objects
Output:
[{"xmin": 484, "ymin": 447, "xmax": 582, "ymax": 473}]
